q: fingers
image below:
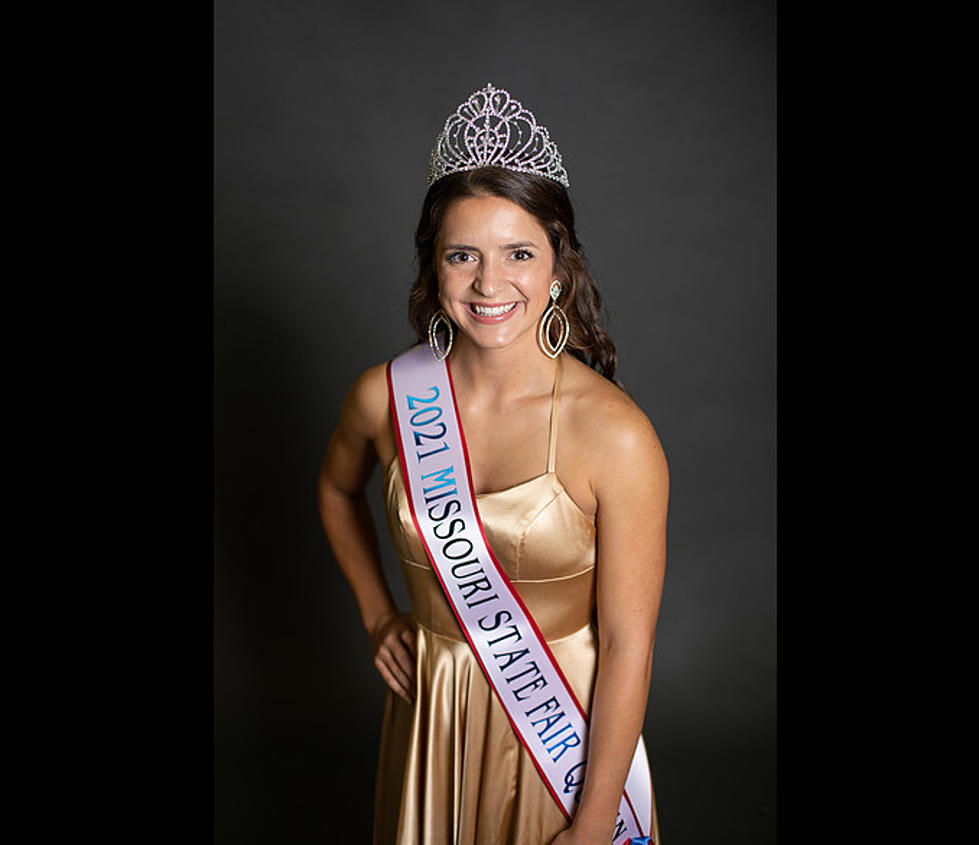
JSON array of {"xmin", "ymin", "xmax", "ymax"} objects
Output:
[
  {"xmin": 374, "ymin": 621, "xmax": 417, "ymax": 702},
  {"xmin": 399, "ymin": 626, "xmax": 416, "ymax": 658},
  {"xmin": 387, "ymin": 632, "xmax": 416, "ymax": 680},
  {"xmin": 380, "ymin": 639, "xmax": 415, "ymax": 695},
  {"xmin": 374, "ymin": 653, "xmax": 412, "ymax": 703},
  {"xmin": 385, "ymin": 649, "xmax": 413, "ymax": 692}
]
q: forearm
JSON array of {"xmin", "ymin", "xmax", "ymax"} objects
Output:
[
  {"xmin": 572, "ymin": 641, "xmax": 654, "ymax": 841},
  {"xmin": 318, "ymin": 482, "xmax": 397, "ymax": 634}
]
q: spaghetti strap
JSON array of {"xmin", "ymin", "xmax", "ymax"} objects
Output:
[{"xmin": 546, "ymin": 355, "xmax": 562, "ymax": 473}]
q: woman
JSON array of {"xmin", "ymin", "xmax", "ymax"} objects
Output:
[{"xmin": 318, "ymin": 84, "xmax": 668, "ymax": 845}]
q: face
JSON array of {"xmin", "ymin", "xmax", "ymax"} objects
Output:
[{"xmin": 435, "ymin": 194, "xmax": 558, "ymax": 354}]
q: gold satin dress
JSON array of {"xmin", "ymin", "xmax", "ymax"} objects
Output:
[{"xmin": 374, "ymin": 356, "xmax": 659, "ymax": 845}]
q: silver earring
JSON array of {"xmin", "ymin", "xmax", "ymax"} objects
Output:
[
  {"xmin": 538, "ymin": 281, "xmax": 569, "ymax": 359},
  {"xmin": 428, "ymin": 309, "xmax": 454, "ymax": 361}
]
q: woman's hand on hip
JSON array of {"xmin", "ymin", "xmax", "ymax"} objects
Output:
[{"xmin": 370, "ymin": 610, "xmax": 416, "ymax": 703}]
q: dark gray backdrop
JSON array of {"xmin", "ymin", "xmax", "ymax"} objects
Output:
[{"xmin": 214, "ymin": 0, "xmax": 775, "ymax": 842}]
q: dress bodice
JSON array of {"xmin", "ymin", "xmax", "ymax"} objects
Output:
[{"xmin": 382, "ymin": 355, "xmax": 597, "ymax": 642}]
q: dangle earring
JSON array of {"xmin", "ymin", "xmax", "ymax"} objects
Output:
[
  {"xmin": 428, "ymin": 308, "xmax": 455, "ymax": 361},
  {"xmin": 538, "ymin": 280, "xmax": 570, "ymax": 359}
]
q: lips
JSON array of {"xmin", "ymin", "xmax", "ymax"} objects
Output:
[
  {"xmin": 468, "ymin": 301, "xmax": 520, "ymax": 324},
  {"xmin": 471, "ymin": 302, "xmax": 517, "ymax": 316}
]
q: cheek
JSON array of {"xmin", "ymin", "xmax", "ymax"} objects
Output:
[
  {"xmin": 521, "ymin": 266, "xmax": 554, "ymax": 299},
  {"xmin": 437, "ymin": 268, "xmax": 460, "ymax": 294},
  {"xmin": 437, "ymin": 270, "xmax": 471, "ymax": 307}
]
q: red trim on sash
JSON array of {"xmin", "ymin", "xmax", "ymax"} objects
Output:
[
  {"xmin": 386, "ymin": 349, "xmax": 650, "ymax": 837},
  {"xmin": 443, "ymin": 356, "xmax": 645, "ymax": 836},
  {"xmin": 386, "ymin": 358, "xmax": 574, "ymax": 823}
]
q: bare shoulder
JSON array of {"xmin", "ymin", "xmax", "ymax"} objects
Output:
[
  {"xmin": 339, "ymin": 360, "xmax": 391, "ymax": 442},
  {"xmin": 560, "ymin": 354, "xmax": 669, "ymax": 493}
]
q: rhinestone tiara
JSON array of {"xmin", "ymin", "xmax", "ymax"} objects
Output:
[{"xmin": 427, "ymin": 83, "xmax": 570, "ymax": 189}]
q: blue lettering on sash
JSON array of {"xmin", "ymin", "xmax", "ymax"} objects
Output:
[
  {"xmin": 413, "ymin": 422, "xmax": 447, "ymax": 446},
  {"xmin": 403, "ymin": 368, "xmax": 608, "ymax": 811},
  {"xmin": 531, "ymin": 710, "xmax": 566, "ymax": 737},
  {"xmin": 545, "ymin": 726, "xmax": 580, "ymax": 760},
  {"xmin": 420, "ymin": 465, "xmax": 456, "ymax": 494},
  {"xmin": 493, "ymin": 648, "xmax": 530, "ymax": 670},
  {"xmin": 486, "ymin": 625, "xmax": 523, "ymax": 647},
  {"xmin": 406, "ymin": 385, "xmax": 440, "ymax": 409},
  {"xmin": 562, "ymin": 761, "xmax": 586, "ymax": 800},
  {"xmin": 478, "ymin": 610, "xmax": 513, "ymax": 631},
  {"xmin": 405, "ymin": 388, "xmax": 451, "ymax": 462}
]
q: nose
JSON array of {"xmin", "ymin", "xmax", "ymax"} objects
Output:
[{"xmin": 473, "ymin": 256, "xmax": 505, "ymax": 298}]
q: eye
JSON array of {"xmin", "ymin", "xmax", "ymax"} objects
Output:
[
  {"xmin": 447, "ymin": 251, "xmax": 474, "ymax": 264},
  {"xmin": 511, "ymin": 249, "xmax": 534, "ymax": 261}
]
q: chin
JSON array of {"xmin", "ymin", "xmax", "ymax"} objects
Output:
[
  {"xmin": 466, "ymin": 332, "xmax": 515, "ymax": 350},
  {"xmin": 464, "ymin": 324, "xmax": 534, "ymax": 351}
]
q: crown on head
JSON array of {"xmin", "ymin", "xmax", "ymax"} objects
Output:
[{"xmin": 427, "ymin": 83, "xmax": 570, "ymax": 189}]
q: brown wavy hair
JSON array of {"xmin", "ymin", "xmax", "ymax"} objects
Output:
[{"xmin": 408, "ymin": 166, "xmax": 621, "ymax": 384}]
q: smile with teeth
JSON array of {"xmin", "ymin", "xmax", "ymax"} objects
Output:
[{"xmin": 470, "ymin": 302, "xmax": 518, "ymax": 316}]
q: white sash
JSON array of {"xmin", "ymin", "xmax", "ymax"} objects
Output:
[{"xmin": 387, "ymin": 343, "xmax": 653, "ymax": 843}]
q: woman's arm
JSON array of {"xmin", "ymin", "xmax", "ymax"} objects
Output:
[
  {"xmin": 316, "ymin": 364, "xmax": 416, "ymax": 702},
  {"xmin": 556, "ymin": 402, "xmax": 669, "ymax": 843}
]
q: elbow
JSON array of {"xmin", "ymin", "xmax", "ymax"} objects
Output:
[
  {"xmin": 316, "ymin": 470, "xmax": 332, "ymax": 514},
  {"xmin": 599, "ymin": 633, "xmax": 655, "ymax": 676},
  {"xmin": 317, "ymin": 473, "xmax": 365, "ymax": 528},
  {"xmin": 317, "ymin": 472, "xmax": 346, "ymax": 525}
]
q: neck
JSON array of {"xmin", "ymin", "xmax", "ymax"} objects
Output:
[{"xmin": 445, "ymin": 333, "xmax": 558, "ymax": 405}]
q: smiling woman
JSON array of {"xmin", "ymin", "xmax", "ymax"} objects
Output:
[
  {"xmin": 317, "ymin": 83, "xmax": 668, "ymax": 845},
  {"xmin": 436, "ymin": 196, "xmax": 554, "ymax": 349},
  {"xmin": 409, "ymin": 164, "xmax": 622, "ymax": 385}
]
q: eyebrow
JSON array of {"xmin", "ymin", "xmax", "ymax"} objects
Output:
[{"xmin": 442, "ymin": 241, "xmax": 539, "ymax": 252}]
